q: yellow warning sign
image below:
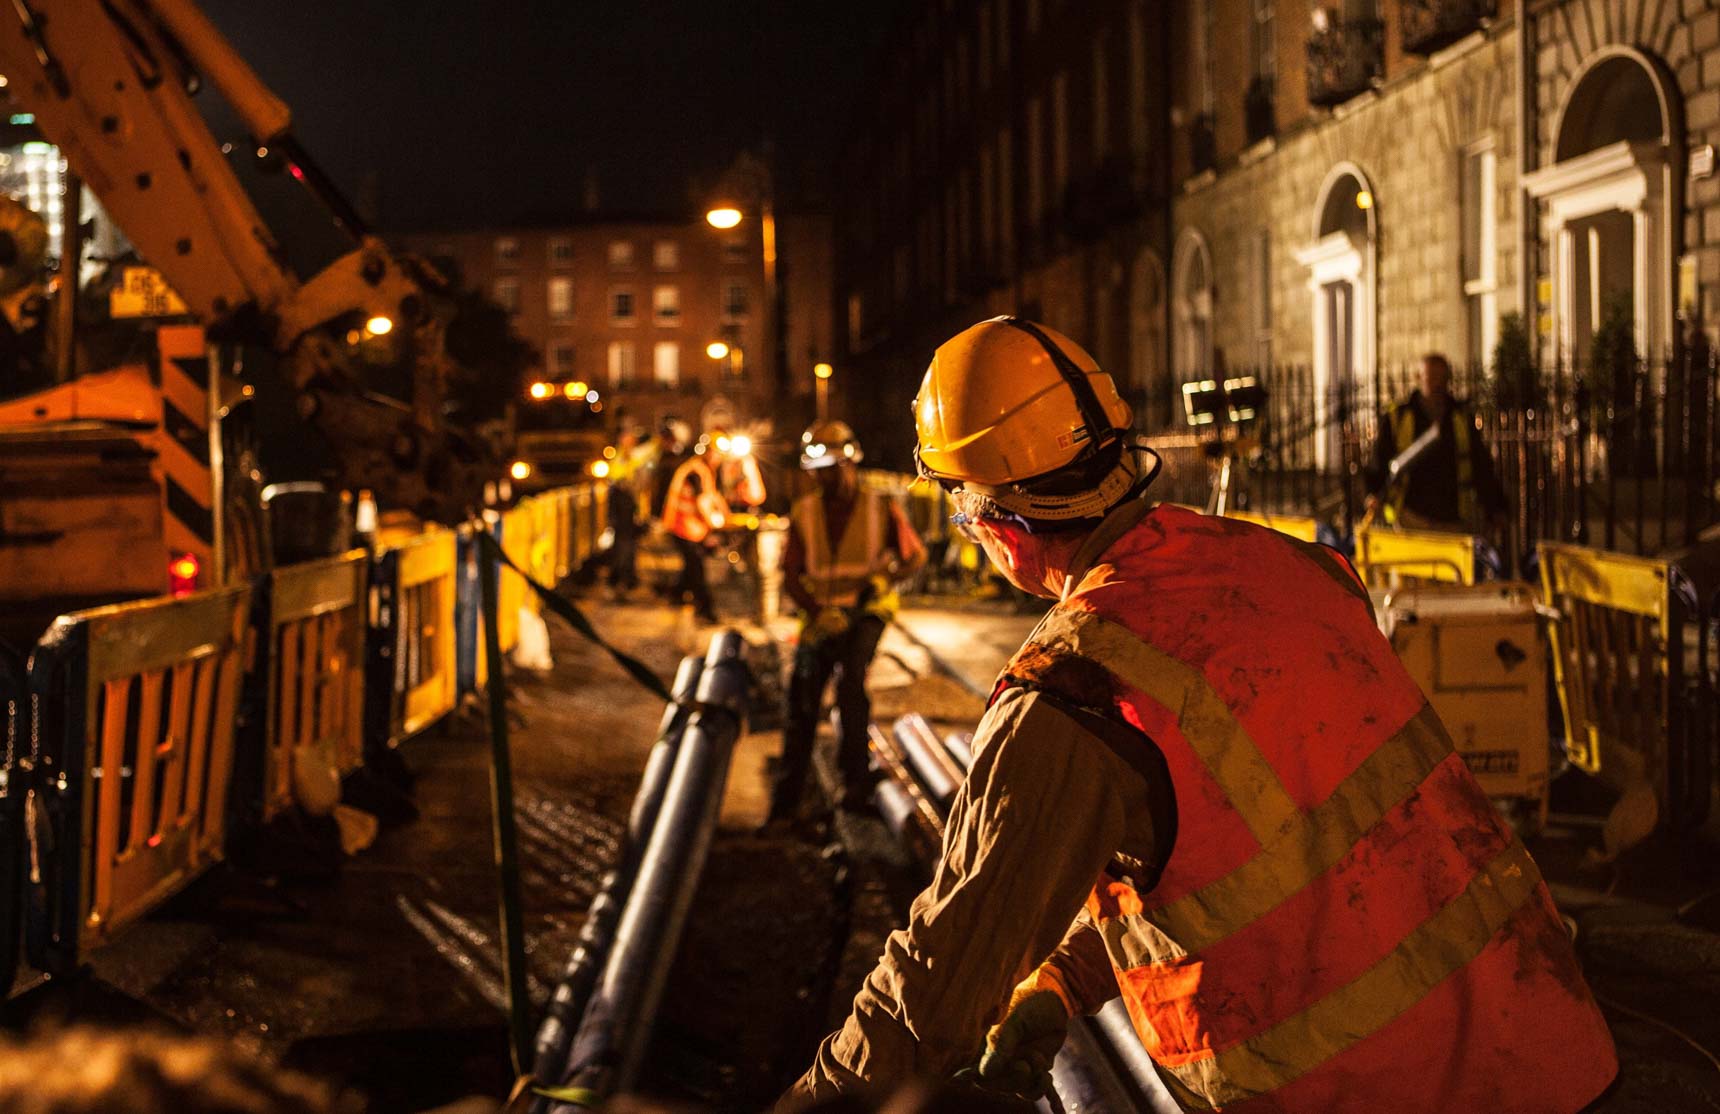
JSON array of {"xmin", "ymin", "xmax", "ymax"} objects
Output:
[{"xmin": 109, "ymin": 266, "xmax": 189, "ymax": 319}]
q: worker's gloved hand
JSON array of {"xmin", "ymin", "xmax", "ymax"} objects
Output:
[
  {"xmin": 866, "ymin": 572, "xmax": 893, "ymax": 600},
  {"xmin": 976, "ymin": 983, "xmax": 1071, "ymax": 1100},
  {"xmin": 809, "ymin": 607, "xmax": 850, "ymax": 641}
]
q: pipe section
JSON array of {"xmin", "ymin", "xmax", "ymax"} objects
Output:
[
  {"xmin": 528, "ymin": 655, "xmax": 704, "ymax": 1104},
  {"xmin": 548, "ymin": 631, "xmax": 748, "ymax": 1106},
  {"xmin": 892, "ymin": 713, "xmax": 965, "ymax": 804}
]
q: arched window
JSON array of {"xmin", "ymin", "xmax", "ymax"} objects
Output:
[{"xmin": 1172, "ymin": 230, "xmax": 1213, "ymax": 385}]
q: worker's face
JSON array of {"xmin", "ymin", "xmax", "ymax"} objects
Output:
[
  {"xmin": 814, "ymin": 461, "xmax": 858, "ymax": 499},
  {"xmin": 1421, "ymin": 358, "xmax": 1451, "ymax": 402},
  {"xmin": 967, "ymin": 515, "xmax": 1061, "ymax": 599}
]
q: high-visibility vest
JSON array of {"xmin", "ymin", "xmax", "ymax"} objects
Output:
[
  {"xmin": 793, "ymin": 489, "xmax": 894, "ymax": 613},
  {"xmin": 1386, "ymin": 401, "xmax": 1476, "ymax": 527},
  {"xmin": 997, "ymin": 505, "xmax": 1616, "ymax": 1112},
  {"xmin": 661, "ymin": 456, "xmax": 727, "ymax": 543}
]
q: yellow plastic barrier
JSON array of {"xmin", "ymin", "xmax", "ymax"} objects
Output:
[
  {"xmin": 41, "ymin": 586, "xmax": 250, "ymax": 952},
  {"xmin": 1353, "ymin": 524, "xmax": 1479, "ymax": 587},
  {"xmin": 389, "ymin": 528, "xmax": 459, "ymax": 740},
  {"xmin": 1538, "ymin": 546, "xmax": 1699, "ymax": 828},
  {"xmin": 551, "ymin": 487, "xmax": 576, "ymax": 581},
  {"xmin": 528, "ymin": 495, "xmax": 557, "ymax": 591},
  {"xmin": 1223, "ymin": 509, "xmax": 1320, "ymax": 543},
  {"xmin": 262, "ymin": 551, "xmax": 368, "ymax": 822}
]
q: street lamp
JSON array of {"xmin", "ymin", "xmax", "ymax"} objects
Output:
[
  {"xmin": 705, "ymin": 340, "xmax": 731, "ymax": 360},
  {"xmin": 702, "ymin": 152, "xmax": 780, "ymax": 408},
  {"xmin": 814, "ymin": 361, "xmax": 833, "ymax": 421},
  {"xmin": 705, "ymin": 206, "xmax": 743, "ymax": 230}
]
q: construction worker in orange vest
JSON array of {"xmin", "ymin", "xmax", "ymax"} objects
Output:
[
  {"xmin": 769, "ymin": 420, "xmax": 926, "ymax": 828},
  {"xmin": 660, "ymin": 443, "xmax": 729, "ymax": 624},
  {"xmin": 782, "ymin": 318, "xmax": 1616, "ymax": 1111}
]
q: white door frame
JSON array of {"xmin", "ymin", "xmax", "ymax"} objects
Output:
[
  {"xmin": 1523, "ymin": 138, "xmax": 1671, "ymax": 364},
  {"xmin": 1296, "ymin": 231, "xmax": 1374, "ymax": 472}
]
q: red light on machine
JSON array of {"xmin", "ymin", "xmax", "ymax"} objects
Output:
[{"xmin": 168, "ymin": 553, "xmax": 201, "ymax": 597}]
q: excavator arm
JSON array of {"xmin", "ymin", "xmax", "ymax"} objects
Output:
[{"xmin": 0, "ymin": 0, "xmax": 484, "ymax": 518}]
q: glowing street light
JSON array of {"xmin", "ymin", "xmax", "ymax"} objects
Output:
[
  {"xmin": 528, "ymin": 381, "xmax": 552, "ymax": 400},
  {"xmin": 814, "ymin": 361, "xmax": 834, "ymax": 421},
  {"xmin": 705, "ymin": 206, "xmax": 743, "ymax": 230},
  {"xmin": 706, "ymin": 340, "xmax": 731, "ymax": 360},
  {"xmin": 509, "ymin": 460, "xmax": 532, "ymax": 481}
]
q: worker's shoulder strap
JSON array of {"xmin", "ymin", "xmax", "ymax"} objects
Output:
[{"xmin": 992, "ymin": 681, "xmax": 1177, "ymax": 894}]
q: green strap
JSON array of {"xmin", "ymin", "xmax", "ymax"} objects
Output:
[{"xmin": 476, "ymin": 529, "xmax": 674, "ymax": 702}]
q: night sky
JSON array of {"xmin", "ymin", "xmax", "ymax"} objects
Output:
[{"xmin": 199, "ymin": 1, "xmax": 895, "ymax": 231}]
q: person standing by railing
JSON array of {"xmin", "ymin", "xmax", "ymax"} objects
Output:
[{"xmin": 1365, "ymin": 353, "xmax": 1509, "ymax": 533}]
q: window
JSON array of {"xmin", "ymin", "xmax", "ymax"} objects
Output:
[
  {"xmin": 548, "ymin": 276, "xmax": 573, "ymax": 320},
  {"xmin": 607, "ymin": 341, "xmax": 637, "ymax": 388},
  {"xmin": 1252, "ymin": 0, "xmax": 1276, "ymax": 84},
  {"xmin": 1026, "ymin": 96, "xmax": 1044, "ymax": 221},
  {"xmin": 1461, "ymin": 143, "xmax": 1499, "ymax": 369},
  {"xmin": 997, "ymin": 0, "xmax": 1011, "ymax": 71},
  {"xmin": 979, "ymin": 142, "xmax": 996, "ymax": 258},
  {"xmin": 978, "ymin": 3, "xmax": 992, "ymax": 88},
  {"xmin": 1092, "ymin": 40, "xmax": 1109, "ymax": 163},
  {"xmin": 653, "ymin": 341, "xmax": 679, "ymax": 386},
  {"xmin": 1129, "ymin": 6, "xmax": 1149, "ymax": 155},
  {"xmin": 722, "ymin": 281, "xmax": 750, "ymax": 319},
  {"xmin": 608, "ymin": 240, "xmax": 634, "ymax": 269},
  {"xmin": 493, "ymin": 277, "xmax": 520, "ymax": 313},
  {"xmin": 1252, "ymin": 229, "xmax": 1273, "ymax": 366},
  {"xmin": 1051, "ymin": 72, "xmax": 1069, "ymax": 201},
  {"xmin": 723, "ymin": 237, "xmax": 748, "ymax": 263},
  {"xmin": 1196, "ymin": 0, "xmax": 1215, "ymax": 115},
  {"xmin": 610, "ymin": 288, "xmax": 636, "ymax": 324},
  {"xmin": 653, "ymin": 240, "xmax": 679, "ymax": 270},
  {"xmin": 653, "ymin": 284, "xmax": 680, "ymax": 324},
  {"xmin": 847, "ymin": 291, "xmax": 864, "ymax": 343},
  {"xmin": 494, "ymin": 236, "xmax": 520, "ymax": 266},
  {"xmin": 549, "ymin": 236, "xmax": 573, "ymax": 265},
  {"xmin": 552, "ymin": 343, "xmax": 576, "ymax": 374},
  {"xmin": 998, "ymin": 124, "xmax": 1015, "ymax": 262}
]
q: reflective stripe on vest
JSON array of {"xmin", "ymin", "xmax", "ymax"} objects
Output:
[
  {"xmin": 662, "ymin": 457, "xmax": 720, "ymax": 543},
  {"xmin": 795, "ymin": 490, "xmax": 885, "ymax": 608},
  {"xmin": 1386, "ymin": 402, "xmax": 1475, "ymax": 526},
  {"xmin": 1002, "ymin": 508, "xmax": 1613, "ymax": 1111}
]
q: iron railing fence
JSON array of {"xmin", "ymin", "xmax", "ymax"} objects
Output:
[{"xmin": 1143, "ymin": 352, "xmax": 1720, "ymax": 568}]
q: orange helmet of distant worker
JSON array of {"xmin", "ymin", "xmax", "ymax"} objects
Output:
[
  {"xmin": 800, "ymin": 419, "xmax": 864, "ymax": 471},
  {"xmin": 914, "ymin": 316, "xmax": 1148, "ymax": 522}
]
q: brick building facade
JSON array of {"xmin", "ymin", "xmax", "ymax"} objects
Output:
[
  {"xmin": 831, "ymin": 0, "xmax": 1173, "ymax": 465},
  {"xmin": 835, "ymin": 0, "xmax": 1720, "ymax": 462},
  {"xmin": 409, "ymin": 210, "xmax": 832, "ymax": 436}
]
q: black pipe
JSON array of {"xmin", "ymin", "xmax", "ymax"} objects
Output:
[
  {"xmin": 528, "ymin": 655, "xmax": 705, "ymax": 1105},
  {"xmin": 896, "ymin": 709, "xmax": 1180, "ymax": 1112},
  {"xmin": 552, "ymin": 631, "xmax": 749, "ymax": 1104}
]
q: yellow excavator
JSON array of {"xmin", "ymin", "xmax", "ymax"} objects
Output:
[{"xmin": 0, "ymin": 0, "xmax": 495, "ymax": 645}]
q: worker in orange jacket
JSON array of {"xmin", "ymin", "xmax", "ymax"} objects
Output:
[
  {"xmin": 660, "ymin": 445, "xmax": 729, "ymax": 624},
  {"xmin": 782, "ymin": 318, "xmax": 1617, "ymax": 1112}
]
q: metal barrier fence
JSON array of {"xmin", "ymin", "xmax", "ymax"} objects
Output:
[
  {"xmin": 27, "ymin": 586, "xmax": 250, "ymax": 970},
  {"xmin": 257, "ymin": 551, "xmax": 369, "ymax": 822},
  {"xmin": 0, "ymin": 481, "xmax": 610, "ymax": 986},
  {"xmin": 1147, "ymin": 354, "xmax": 1720, "ymax": 565},
  {"xmin": 1353, "ymin": 524, "xmax": 1484, "ymax": 587},
  {"xmin": 1540, "ymin": 544, "xmax": 1714, "ymax": 831}
]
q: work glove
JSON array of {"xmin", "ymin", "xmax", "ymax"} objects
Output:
[
  {"xmin": 808, "ymin": 607, "xmax": 850, "ymax": 641},
  {"xmin": 975, "ymin": 971, "xmax": 1073, "ymax": 1100},
  {"xmin": 865, "ymin": 572, "xmax": 893, "ymax": 601}
]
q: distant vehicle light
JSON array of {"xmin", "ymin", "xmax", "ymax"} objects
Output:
[
  {"xmin": 706, "ymin": 341, "xmax": 730, "ymax": 360},
  {"xmin": 510, "ymin": 460, "xmax": 532, "ymax": 481},
  {"xmin": 603, "ymin": 445, "xmax": 618, "ymax": 460},
  {"xmin": 705, "ymin": 207, "xmax": 743, "ymax": 230},
  {"xmin": 168, "ymin": 553, "xmax": 201, "ymax": 597},
  {"xmin": 529, "ymin": 381, "xmax": 552, "ymax": 400},
  {"xmin": 590, "ymin": 460, "xmax": 612, "ymax": 479},
  {"xmin": 715, "ymin": 435, "xmax": 732, "ymax": 453},
  {"xmin": 730, "ymin": 434, "xmax": 753, "ymax": 457},
  {"xmin": 585, "ymin": 389, "xmax": 600, "ymax": 403},
  {"xmin": 364, "ymin": 314, "xmax": 394, "ymax": 336},
  {"xmin": 814, "ymin": 361, "xmax": 834, "ymax": 379},
  {"xmin": 710, "ymin": 513, "xmax": 726, "ymax": 529},
  {"xmin": 563, "ymin": 382, "xmax": 581, "ymax": 400}
]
